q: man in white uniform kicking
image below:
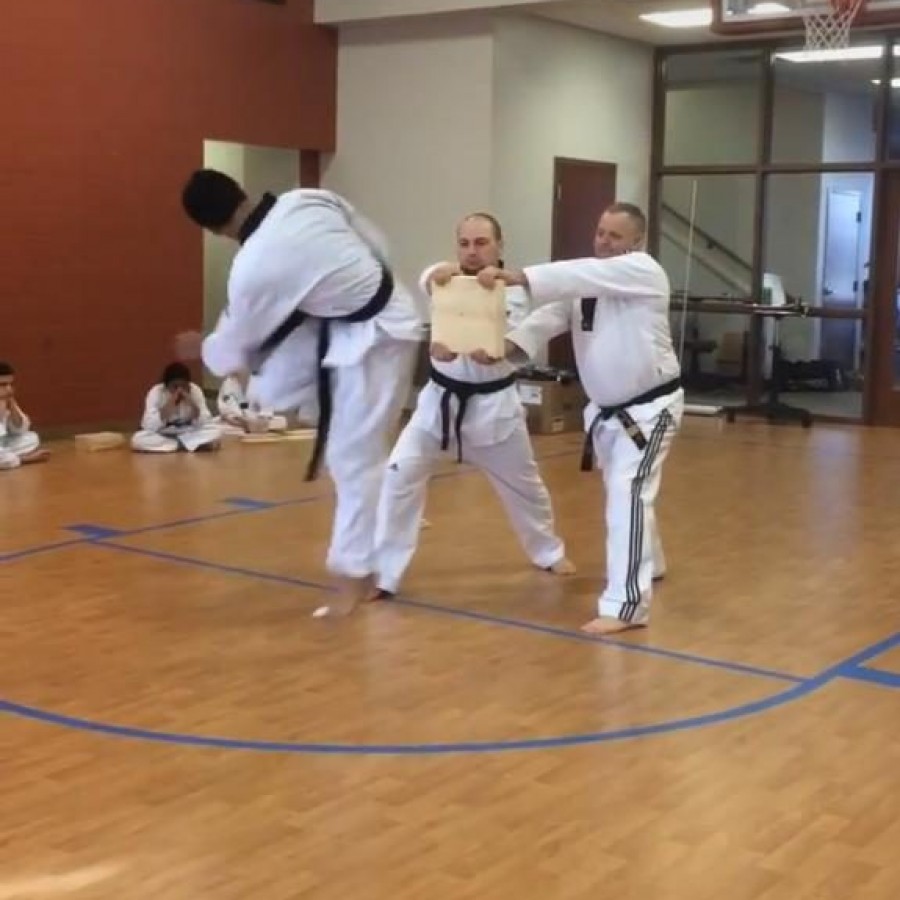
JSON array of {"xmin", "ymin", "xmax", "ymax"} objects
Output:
[
  {"xmin": 373, "ymin": 213, "xmax": 574, "ymax": 598},
  {"xmin": 0, "ymin": 361, "xmax": 49, "ymax": 470},
  {"xmin": 476, "ymin": 203, "xmax": 682, "ymax": 635},
  {"xmin": 177, "ymin": 169, "xmax": 425, "ymax": 615}
]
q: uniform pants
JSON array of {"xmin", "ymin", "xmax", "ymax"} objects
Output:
[
  {"xmin": 131, "ymin": 425, "xmax": 222, "ymax": 454},
  {"xmin": 324, "ymin": 337, "xmax": 418, "ymax": 578},
  {"xmin": 0, "ymin": 431, "xmax": 41, "ymax": 470},
  {"xmin": 375, "ymin": 413, "xmax": 565, "ymax": 594},
  {"xmin": 592, "ymin": 398, "xmax": 681, "ymax": 624}
]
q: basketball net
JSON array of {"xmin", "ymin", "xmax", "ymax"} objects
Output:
[{"xmin": 802, "ymin": 0, "xmax": 866, "ymax": 51}]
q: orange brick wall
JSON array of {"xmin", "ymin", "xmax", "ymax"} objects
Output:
[{"xmin": 2, "ymin": 0, "xmax": 336, "ymax": 428}]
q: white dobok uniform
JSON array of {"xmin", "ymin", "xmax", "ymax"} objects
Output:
[
  {"xmin": 215, "ymin": 376, "xmax": 287, "ymax": 434},
  {"xmin": 131, "ymin": 383, "xmax": 222, "ymax": 453},
  {"xmin": 506, "ymin": 251, "xmax": 683, "ymax": 626},
  {"xmin": 0, "ymin": 408, "xmax": 41, "ymax": 470},
  {"xmin": 374, "ymin": 265, "xmax": 566, "ymax": 595},
  {"xmin": 201, "ymin": 188, "xmax": 425, "ymax": 579}
]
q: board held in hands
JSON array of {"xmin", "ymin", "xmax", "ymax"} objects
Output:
[{"xmin": 431, "ymin": 275, "xmax": 507, "ymax": 358}]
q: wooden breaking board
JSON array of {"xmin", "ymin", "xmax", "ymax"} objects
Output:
[{"xmin": 430, "ymin": 275, "xmax": 507, "ymax": 357}]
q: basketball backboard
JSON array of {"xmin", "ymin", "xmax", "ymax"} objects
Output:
[{"xmin": 712, "ymin": 0, "xmax": 900, "ymax": 35}]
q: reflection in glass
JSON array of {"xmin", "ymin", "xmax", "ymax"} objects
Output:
[
  {"xmin": 762, "ymin": 173, "xmax": 870, "ymax": 419},
  {"xmin": 887, "ymin": 39, "xmax": 900, "ymax": 159},
  {"xmin": 663, "ymin": 50, "xmax": 762, "ymax": 166},
  {"xmin": 771, "ymin": 40, "xmax": 880, "ymax": 164},
  {"xmin": 659, "ymin": 175, "xmax": 756, "ymax": 400}
]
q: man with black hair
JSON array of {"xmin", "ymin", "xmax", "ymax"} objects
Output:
[
  {"xmin": 476, "ymin": 203, "xmax": 683, "ymax": 636},
  {"xmin": 0, "ymin": 361, "xmax": 49, "ymax": 469},
  {"xmin": 131, "ymin": 362, "xmax": 222, "ymax": 453},
  {"xmin": 176, "ymin": 169, "xmax": 425, "ymax": 616},
  {"xmin": 373, "ymin": 213, "xmax": 573, "ymax": 598}
]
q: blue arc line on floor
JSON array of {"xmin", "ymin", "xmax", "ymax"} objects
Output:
[
  {"xmin": 1, "ymin": 639, "xmax": 892, "ymax": 756},
  {"xmin": 91, "ymin": 538, "xmax": 802, "ymax": 684},
  {"xmin": 838, "ymin": 666, "xmax": 900, "ymax": 690}
]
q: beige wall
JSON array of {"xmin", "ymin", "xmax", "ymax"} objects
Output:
[
  {"xmin": 491, "ymin": 15, "xmax": 653, "ymax": 268},
  {"xmin": 322, "ymin": 12, "xmax": 654, "ymax": 297},
  {"xmin": 322, "ymin": 16, "xmax": 495, "ymax": 295}
]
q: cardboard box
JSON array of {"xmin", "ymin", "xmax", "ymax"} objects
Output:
[{"xmin": 517, "ymin": 378, "xmax": 587, "ymax": 435}]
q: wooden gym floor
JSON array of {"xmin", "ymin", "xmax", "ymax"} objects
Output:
[{"xmin": 1, "ymin": 417, "xmax": 899, "ymax": 900}]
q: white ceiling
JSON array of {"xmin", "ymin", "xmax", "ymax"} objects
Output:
[
  {"xmin": 313, "ymin": 0, "xmax": 807, "ymax": 46},
  {"xmin": 529, "ymin": 0, "xmax": 740, "ymax": 45}
]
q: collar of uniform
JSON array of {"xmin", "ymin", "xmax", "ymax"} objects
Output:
[{"xmin": 238, "ymin": 192, "xmax": 278, "ymax": 245}]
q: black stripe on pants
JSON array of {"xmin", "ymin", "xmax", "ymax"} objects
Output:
[{"xmin": 620, "ymin": 410, "xmax": 673, "ymax": 623}]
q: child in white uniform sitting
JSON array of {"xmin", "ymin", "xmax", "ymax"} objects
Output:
[
  {"xmin": 131, "ymin": 362, "xmax": 222, "ymax": 453},
  {"xmin": 0, "ymin": 360, "xmax": 49, "ymax": 470}
]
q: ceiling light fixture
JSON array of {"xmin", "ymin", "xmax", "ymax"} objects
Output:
[{"xmin": 639, "ymin": 8, "xmax": 713, "ymax": 28}]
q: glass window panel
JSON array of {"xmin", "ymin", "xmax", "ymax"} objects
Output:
[
  {"xmin": 659, "ymin": 175, "xmax": 756, "ymax": 402},
  {"xmin": 761, "ymin": 173, "xmax": 870, "ymax": 419},
  {"xmin": 663, "ymin": 51, "xmax": 763, "ymax": 166},
  {"xmin": 659, "ymin": 174, "xmax": 756, "ymax": 299},
  {"xmin": 886, "ymin": 38, "xmax": 900, "ymax": 158},
  {"xmin": 771, "ymin": 40, "xmax": 881, "ymax": 164}
]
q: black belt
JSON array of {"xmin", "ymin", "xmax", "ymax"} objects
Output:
[
  {"xmin": 429, "ymin": 366, "xmax": 517, "ymax": 463},
  {"xmin": 580, "ymin": 377, "xmax": 681, "ymax": 471},
  {"xmin": 254, "ymin": 265, "xmax": 395, "ymax": 481}
]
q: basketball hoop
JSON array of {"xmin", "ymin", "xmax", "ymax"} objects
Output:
[{"xmin": 802, "ymin": 0, "xmax": 866, "ymax": 52}]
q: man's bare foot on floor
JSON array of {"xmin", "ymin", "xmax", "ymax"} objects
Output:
[
  {"xmin": 580, "ymin": 616, "xmax": 646, "ymax": 636},
  {"xmin": 543, "ymin": 557, "xmax": 576, "ymax": 576},
  {"xmin": 312, "ymin": 575, "xmax": 374, "ymax": 618}
]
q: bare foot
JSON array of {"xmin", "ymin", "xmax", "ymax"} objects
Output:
[
  {"xmin": 580, "ymin": 617, "xmax": 646, "ymax": 636},
  {"xmin": 544, "ymin": 557, "xmax": 576, "ymax": 576},
  {"xmin": 311, "ymin": 575, "xmax": 373, "ymax": 619},
  {"xmin": 21, "ymin": 449, "xmax": 50, "ymax": 465}
]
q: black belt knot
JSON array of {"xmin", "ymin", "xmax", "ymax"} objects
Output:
[
  {"xmin": 429, "ymin": 365, "xmax": 517, "ymax": 463},
  {"xmin": 580, "ymin": 377, "xmax": 681, "ymax": 471}
]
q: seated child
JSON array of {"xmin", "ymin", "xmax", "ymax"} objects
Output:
[
  {"xmin": 0, "ymin": 361, "xmax": 50, "ymax": 469},
  {"xmin": 131, "ymin": 362, "xmax": 222, "ymax": 453}
]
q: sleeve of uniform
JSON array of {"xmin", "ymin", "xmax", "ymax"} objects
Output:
[
  {"xmin": 190, "ymin": 384, "xmax": 214, "ymax": 424},
  {"xmin": 504, "ymin": 285, "xmax": 532, "ymax": 329},
  {"xmin": 505, "ymin": 300, "xmax": 572, "ymax": 361},
  {"xmin": 8, "ymin": 408, "xmax": 32, "ymax": 434},
  {"xmin": 140, "ymin": 386, "xmax": 164, "ymax": 432},
  {"xmin": 523, "ymin": 253, "xmax": 665, "ymax": 306},
  {"xmin": 418, "ymin": 263, "xmax": 447, "ymax": 297},
  {"xmin": 201, "ymin": 310, "xmax": 252, "ymax": 378}
]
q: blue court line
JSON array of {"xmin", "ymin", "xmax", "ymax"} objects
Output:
[
  {"xmin": 0, "ymin": 538, "xmax": 87, "ymax": 563},
  {"xmin": 64, "ymin": 524, "xmax": 126, "ymax": 539},
  {"xmin": 1, "ymin": 446, "xmax": 580, "ymax": 564},
  {"xmin": 0, "ymin": 680, "xmax": 813, "ymax": 755},
  {"xmin": 220, "ymin": 497, "xmax": 281, "ymax": 510},
  {"xmin": 838, "ymin": 667, "xmax": 900, "ymax": 690},
  {"xmin": 2, "ymin": 637, "xmax": 892, "ymax": 756},
  {"xmin": 1, "ymin": 494, "xmax": 329, "ymax": 563},
  {"xmin": 97, "ymin": 541, "xmax": 329, "ymax": 593},
  {"xmin": 819, "ymin": 630, "xmax": 900, "ymax": 671},
  {"xmin": 92, "ymin": 538, "xmax": 800, "ymax": 685},
  {"xmin": 391, "ymin": 596, "xmax": 802, "ymax": 685}
]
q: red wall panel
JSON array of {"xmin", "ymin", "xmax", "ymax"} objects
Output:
[{"xmin": 1, "ymin": 0, "xmax": 336, "ymax": 428}]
